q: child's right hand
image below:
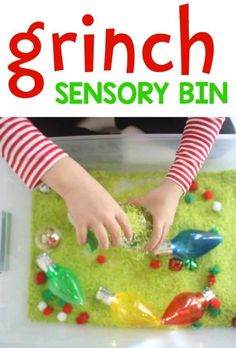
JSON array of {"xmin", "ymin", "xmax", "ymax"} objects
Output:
[{"xmin": 42, "ymin": 157, "xmax": 132, "ymax": 250}]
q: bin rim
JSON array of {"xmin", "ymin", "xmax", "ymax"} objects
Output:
[{"xmin": 50, "ymin": 133, "xmax": 236, "ymax": 142}]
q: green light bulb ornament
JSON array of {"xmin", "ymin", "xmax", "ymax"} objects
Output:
[{"xmin": 36, "ymin": 253, "xmax": 84, "ymax": 306}]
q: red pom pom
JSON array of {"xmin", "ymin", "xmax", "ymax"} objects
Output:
[
  {"xmin": 190, "ymin": 180, "xmax": 198, "ymax": 192},
  {"xmin": 63, "ymin": 304, "xmax": 73, "ymax": 314},
  {"xmin": 208, "ymin": 274, "xmax": 216, "ymax": 285},
  {"xmin": 76, "ymin": 312, "xmax": 90, "ymax": 324},
  {"xmin": 43, "ymin": 306, "xmax": 53, "ymax": 316},
  {"xmin": 35, "ymin": 271, "xmax": 46, "ymax": 285},
  {"xmin": 149, "ymin": 260, "xmax": 161, "ymax": 269},
  {"xmin": 203, "ymin": 190, "xmax": 214, "ymax": 200},
  {"xmin": 96, "ymin": 255, "xmax": 107, "ymax": 264},
  {"xmin": 210, "ymin": 298, "xmax": 221, "ymax": 309},
  {"xmin": 169, "ymin": 258, "xmax": 184, "ymax": 271}
]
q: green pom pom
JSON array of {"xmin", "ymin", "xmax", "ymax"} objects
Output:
[
  {"xmin": 42, "ymin": 289, "xmax": 55, "ymax": 301},
  {"xmin": 58, "ymin": 298, "xmax": 67, "ymax": 307},
  {"xmin": 192, "ymin": 321, "xmax": 202, "ymax": 329},
  {"xmin": 185, "ymin": 193, "xmax": 196, "ymax": 204},
  {"xmin": 208, "ymin": 305, "xmax": 221, "ymax": 317},
  {"xmin": 209, "ymin": 265, "xmax": 221, "ymax": 275},
  {"xmin": 210, "ymin": 227, "xmax": 221, "ymax": 235}
]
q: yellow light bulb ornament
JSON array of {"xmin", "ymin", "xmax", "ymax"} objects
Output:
[{"xmin": 96, "ymin": 287, "xmax": 160, "ymax": 327}]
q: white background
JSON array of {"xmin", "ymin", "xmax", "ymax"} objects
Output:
[{"xmin": 0, "ymin": 0, "xmax": 235, "ymax": 116}]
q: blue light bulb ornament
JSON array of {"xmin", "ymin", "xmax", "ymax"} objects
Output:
[{"xmin": 153, "ymin": 230, "xmax": 223, "ymax": 259}]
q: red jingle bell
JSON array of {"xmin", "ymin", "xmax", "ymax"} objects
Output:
[{"xmin": 169, "ymin": 258, "xmax": 184, "ymax": 272}]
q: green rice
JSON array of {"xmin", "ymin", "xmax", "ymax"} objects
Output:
[{"xmin": 28, "ymin": 170, "xmax": 236, "ymax": 328}]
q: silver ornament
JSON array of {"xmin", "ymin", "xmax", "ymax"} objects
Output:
[{"xmin": 35, "ymin": 227, "xmax": 60, "ymax": 251}]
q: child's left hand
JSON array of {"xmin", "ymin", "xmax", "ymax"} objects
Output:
[{"xmin": 128, "ymin": 179, "xmax": 183, "ymax": 252}]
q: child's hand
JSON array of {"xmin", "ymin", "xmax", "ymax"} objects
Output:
[
  {"xmin": 128, "ymin": 179, "xmax": 183, "ymax": 252},
  {"xmin": 42, "ymin": 157, "xmax": 132, "ymax": 250}
]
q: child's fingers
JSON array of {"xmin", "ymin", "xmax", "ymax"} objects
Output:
[
  {"xmin": 144, "ymin": 218, "xmax": 163, "ymax": 252},
  {"xmin": 92, "ymin": 223, "xmax": 110, "ymax": 250},
  {"xmin": 116, "ymin": 213, "xmax": 133, "ymax": 241},
  {"xmin": 159, "ymin": 224, "xmax": 170, "ymax": 244},
  {"xmin": 127, "ymin": 196, "xmax": 144, "ymax": 207},
  {"xmin": 76, "ymin": 223, "xmax": 88, "ymax": 245},
  {"xmin": 105, "ymin": 218, "xmax": 121, "ymax": 246}
]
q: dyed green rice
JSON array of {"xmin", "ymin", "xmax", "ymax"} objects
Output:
[{"xmin": 28, "ymin": 170, "xmax": 236, "ymax": 328}]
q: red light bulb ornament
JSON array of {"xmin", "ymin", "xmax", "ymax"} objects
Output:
[{"xmin": 162, "ymin": 288, "xmax": 215, "ymax": 326}]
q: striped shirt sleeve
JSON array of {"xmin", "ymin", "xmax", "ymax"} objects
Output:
[
  {"xmin": 166, "ymin": 117, "xmax": 225, "ymax": 193},
  {"xmin": 0, "ymin": 117, "xmax": 68, "ymax": 190}
]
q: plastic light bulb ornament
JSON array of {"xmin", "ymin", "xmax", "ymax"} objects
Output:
[
  {"xmin": 86, "ymin": 230, "xmax": 99, "ymax": 252},
  {"xmin": 162, "ymin": 288, "xmax": 215, "ymax": 326},
  {"xmin": 153, "ymin": 229, "xmax": 223, "ymax": 259},
  {"xmin": 96, "ymin": 287, "xmax": 160, "ymax": 327},
  {"xmin": 36, "ymin": 253, "xmax": 84, "ymax": 306},
  {"xmin": 68, "ymin": 212, "xmax": 98, "ymax": 252}
]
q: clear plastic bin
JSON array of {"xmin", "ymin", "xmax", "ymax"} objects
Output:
[{"xmin": 1, "ymin": 134, "xmax": 236, "ymax": 348}]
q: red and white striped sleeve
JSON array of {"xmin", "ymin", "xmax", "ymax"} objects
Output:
[
  {"xmin": 0, "ymin": 117, "xmax": 68, "ymax": 190},
  {"xmin": 166, "ymin": 117, "xmax": 225, "ymax": 193}
]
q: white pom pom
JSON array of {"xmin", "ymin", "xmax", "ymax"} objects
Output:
[
  {"xmin": 57, "ymin": 311, "xmax": 67, "ymax": 322},
  {"xmin": 212, "ymin": 201, "xmax": 222, "ymax": 212},
  {"xmin": 38, "ymin": 301, "xmax": 47, "ymax": 312}
]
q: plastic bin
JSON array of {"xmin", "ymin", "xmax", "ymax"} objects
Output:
[{"xmin": 1, "ymin": 134, "xmax": 236, "ymax": 348}]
